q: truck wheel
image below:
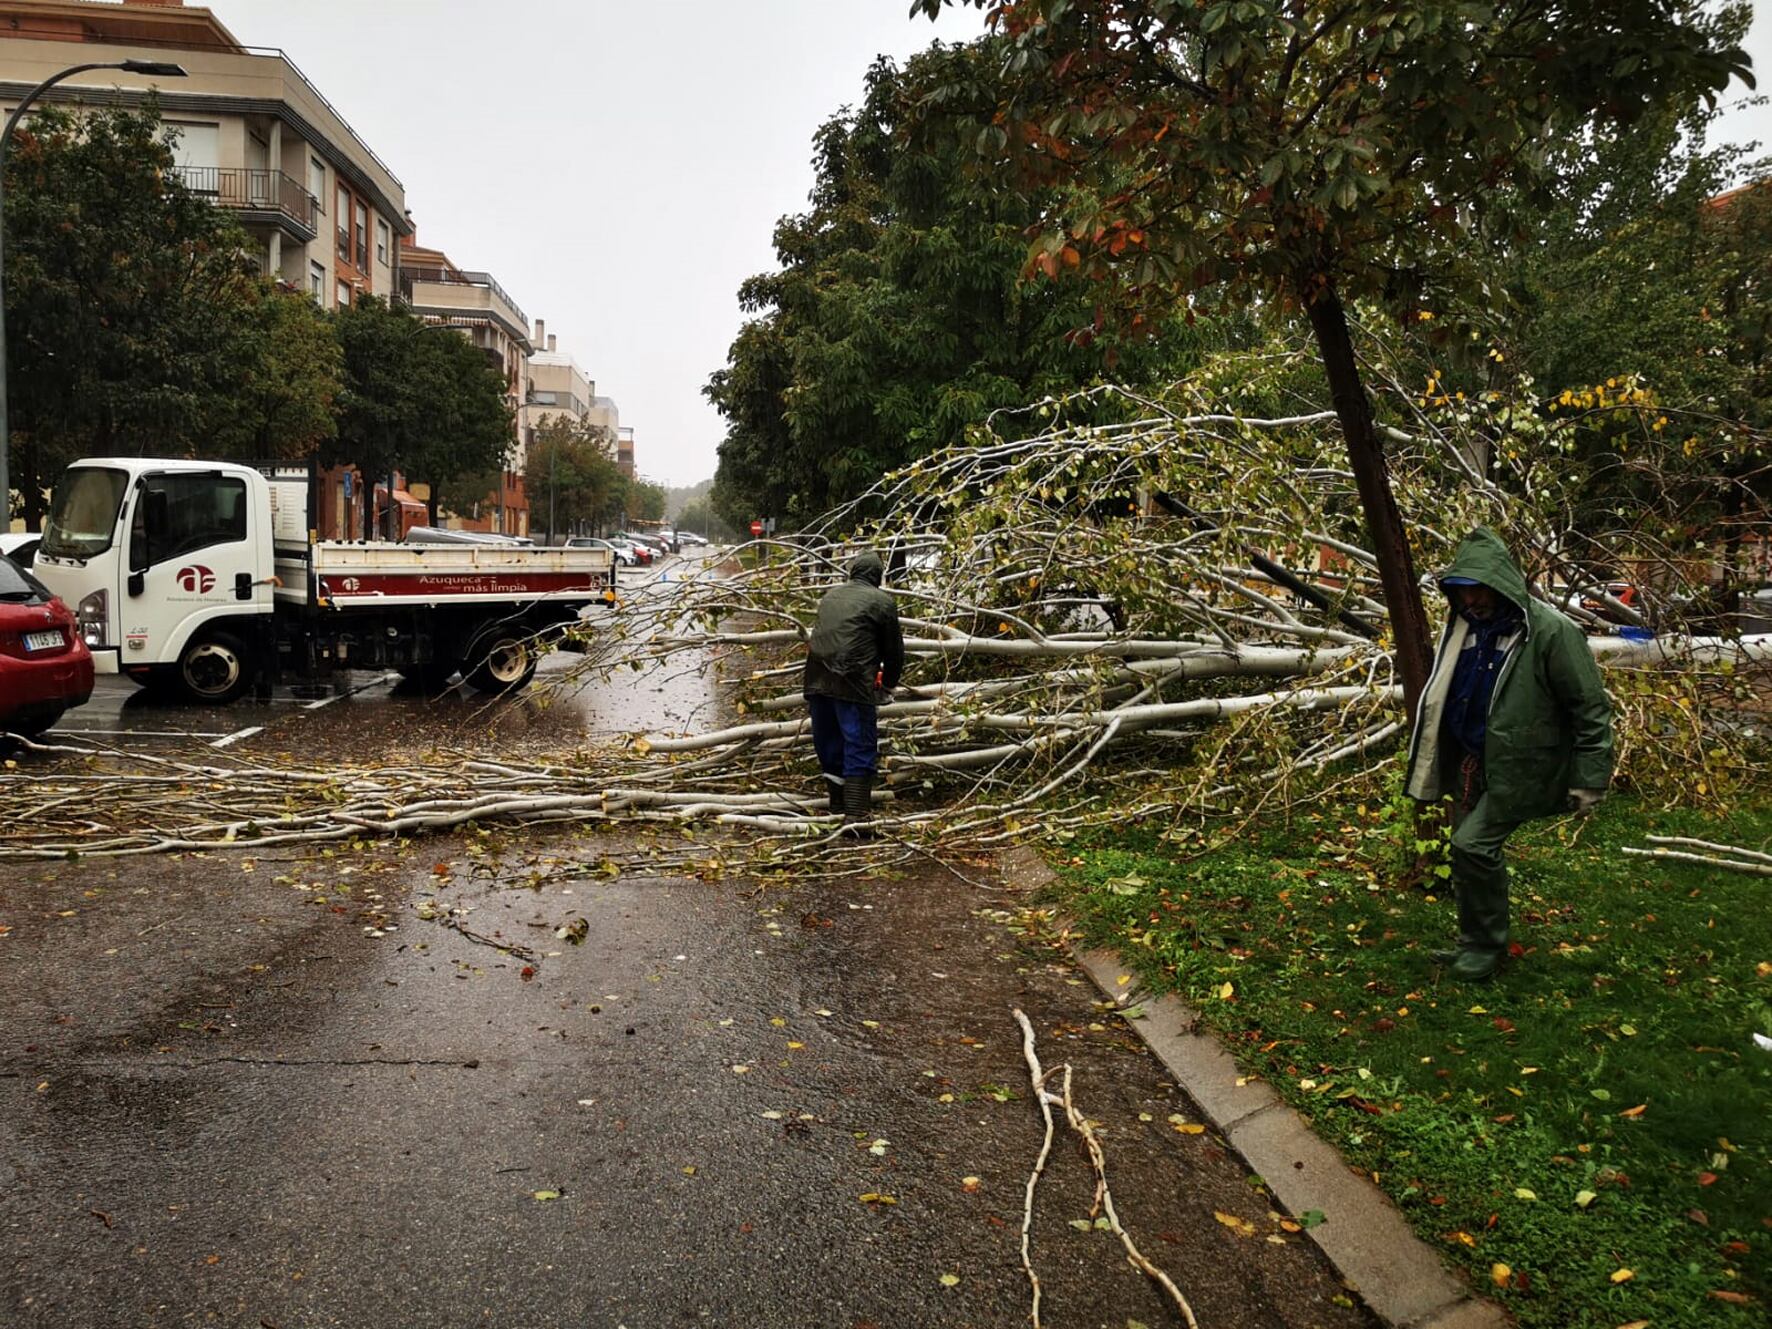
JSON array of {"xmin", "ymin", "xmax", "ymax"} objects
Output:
[
  {"xmin": 176, "ymin": 631, "xmax": 254, "ymax": 704},
  {"xmin": 464, "ymin": 628, "xmax": 537, "ymax": 695}
]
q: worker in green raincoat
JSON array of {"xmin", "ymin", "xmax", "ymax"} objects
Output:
[
  {"xmin": 804, "ymin": 550, "xmax": 904, "ymax": 829},
  {"xmin": 1404, "ymin": 529, "xmax": 1615, "ymax": 981}
]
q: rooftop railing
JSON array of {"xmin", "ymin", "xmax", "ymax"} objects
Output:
[
  {"xmin": 0, "ymin": 27, "xmax": 404, "ymax": 188},
  {"xmin": 400, "ymin": 266, "xmax": 530, "ymax": 334}
]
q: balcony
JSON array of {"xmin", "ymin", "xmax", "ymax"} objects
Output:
[
  {"xmin": 171, "ymin": 166, "xmax": 319, "ymax": 243},
  {"xmin": 400, "ymin": 266, "xmax": 532, "ymax": 348}
]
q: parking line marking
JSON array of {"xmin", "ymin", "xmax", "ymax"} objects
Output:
[
  {"xmin": 302, "ymin": 671, "xmax": 402, "ymax": 711},
  {"xmin": 209, "ymin": 726, "xmax": 264, "ymax": 749},
  {"xmin": 50, "ymin": 727, "xmax": 232, "ymax": 739}
]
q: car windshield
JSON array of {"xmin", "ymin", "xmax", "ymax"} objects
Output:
[
  {"xmin": 41, "ymin": 467, "xmax": 128, "ymax": 560},
  {"xmin": 0, "ymin": 555, "xmax": 49, "ymax": 603}
]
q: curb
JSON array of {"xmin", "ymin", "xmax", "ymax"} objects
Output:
[{"xmin": 998, "ymin": 846, "xmax": 1509, "ymax": 1329}]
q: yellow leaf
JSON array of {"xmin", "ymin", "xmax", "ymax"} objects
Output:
[
  {"xmin": 770, "ymin": 1017, "xmax": 787, "ymax": 1027},
  {"xmin": 1492, "ymin": 1263, "xmax": 1512, "ymax": 1287},
  {"xmin": 1514, "ymin": 1188, "xmax": 1537, "ymax": 1201},
  {"xmin": 1620, "ymin": 1103, "xmax": 1647, "ymax": 1119},
  {"xmin": 787, "ymin": 1041, "xmax": 805, "ymax": 1050},
  {"xmin": 938, "ymin": 1273, "xmax": 960, "ymax": 1287},
  {"xmin": 731, "ymin": 1065, "xmax": 750, "ymax": 1075},
  {"xmin": 1173, "ymin": 1122, "xmax": 1206, "ymax": 1135},
  {"xmin": 532, "ymin": 1190, "xmax": 561, "ymax": 1202},
  {"xmin": 961, "ymin": 1176, "xmax": 982, "ymax": 1192},
  {"xmin": 1116, "ymin": 974, "xmax": 1132, "ymax": 987},
  {"xmin": 1218, "ymin": 982, "xmax": 1234, "ymax": 1000},
  {"xmin": 1610, "ymin": 1268, "xmax": 1635, "ymax": 1284},
  {"xmin": 681, "ymin": 1166, "xmax": 697, "ymax": 1176},
  {"xmin": 1452, "ymin": 1231, "xmax": 1477, "ymax": 1247},
  {"xmin": 1213, "ymin": 1211, "xmax": 1255, "ymax": 1238},
  {"xmin": 858, "ymin": 1193, "xmax": 898, "ymax": 1205}
]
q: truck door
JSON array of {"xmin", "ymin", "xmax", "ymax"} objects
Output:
[{"xmin": 122, "ymin": 470, "xmax": 262, "ymax": 666}]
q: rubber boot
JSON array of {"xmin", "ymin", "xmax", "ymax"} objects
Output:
[
  {"xmin": 824, "ymin": 775, "xmax": 845, "ymax": 815},
  {"xmin": 841, "ymin": 774, "xmax": 875, "ymax": 839}
]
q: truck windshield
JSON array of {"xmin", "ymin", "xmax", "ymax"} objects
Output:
[{"xmin": 41, "ymin": 467, "xmax": 128, "ymax": 560}]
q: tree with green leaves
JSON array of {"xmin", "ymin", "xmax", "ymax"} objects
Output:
[
  {"xmin": 327, "ymin": 296, "xmax": 513, "ymax": 538},
  {"xmin": 3, "ymin": 102, "xmax": 342, "ymax": 526},
  {"xmin": 706, "ymin": 40, "xmax": 1224, "ymax": 534},
  {"xmin": 525, "ymin": 415, "xmax": 627, "ymax": 541},
  {"xmin": 911, "ymin": 0, "xmax": 1752, "ymax": 713}
]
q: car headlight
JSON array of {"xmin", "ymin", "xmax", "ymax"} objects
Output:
[{"xmin": 76, "ymin": 588, "xmax": 109, "ymax": 647}]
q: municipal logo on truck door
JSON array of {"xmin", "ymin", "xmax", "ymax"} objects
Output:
[{"xmin": 177, "ymin": 565, "xmax": 216, "ymax": 594}]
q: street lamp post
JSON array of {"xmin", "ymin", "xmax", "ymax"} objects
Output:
[{"xmin": 0, "ymin": 59, "xmax": 185, "ymax": 529}]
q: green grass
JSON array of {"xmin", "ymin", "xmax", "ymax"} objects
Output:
[{"xmin": 1049, "ymin": 793, "xmax": 1772, "ymax": 1328}]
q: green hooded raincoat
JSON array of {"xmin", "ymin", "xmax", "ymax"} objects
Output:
[
  {"xmin": 1404, "ymin": 529, "xmax": 1614, "ymax": 820},
  {"xmin": 803, "ymin": 552, "xmax": 905, "ymax": 707}
]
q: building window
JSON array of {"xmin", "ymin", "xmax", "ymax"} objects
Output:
[
  {"xmin": 308, "ymin": 155, "xmax": 325, "ymax": 211},
  {"xmin": 335, "ymin": 185, "xmax": 350, "ymax": 260},
  {"xmin": 376, "ymin": 218, "xmax": 390, "ymax": 267},
  {"xmin": 354, "ymin": 201, "xmax": 368, "ymax": 271},
  {"xmin": 336, "ymin": 279, "xmax": 351, "ymax": 309},
  {"xmin": 309, "ymin": 260, "xmax": 325, "ymax": 298}
]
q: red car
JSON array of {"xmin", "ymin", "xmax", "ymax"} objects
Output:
[{"xmin": 0, "ymin": 554, "xmax": 93, "ymax": 739}]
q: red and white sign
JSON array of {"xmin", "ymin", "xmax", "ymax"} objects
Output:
[
  {"xmin": 749, "ymin": 519, "xmax": 764, "ymax": 536},
  {"xmin": 319, "ymin": 570, "xmax": 611, "ymax": 601},
  {"xmin": 176, "ymin": 565, "xmax": 216, "ymax": 594}
]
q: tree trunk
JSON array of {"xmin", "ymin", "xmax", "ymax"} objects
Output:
[{"xmin": 1303, "ymin": 281, "xmax": 1433, "ymax": 723}]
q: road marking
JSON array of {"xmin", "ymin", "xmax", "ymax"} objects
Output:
[
  {"xmin": 302, "ymin": 671, "xmax": 402, "ymax": 711},
  {"xmin": 209, "ymin": 725, "xmax": 265, "ymax": 749},
  {"xmin": 50, "ymin": 727, "xmax": 232, "ymax": 739}
]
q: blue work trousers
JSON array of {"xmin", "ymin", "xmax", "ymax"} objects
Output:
[{"xmin": 807, "ymin": 696, "xmax": 878, "ymax": 779}]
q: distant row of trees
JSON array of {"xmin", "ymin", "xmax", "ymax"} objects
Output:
[
  {"xmin": 2, "ymin": 102, "xmax": 515, "ymax": 534},
  {"xmin": 525, "ymin": 415, "xmax": 665, "ymax": 540}
]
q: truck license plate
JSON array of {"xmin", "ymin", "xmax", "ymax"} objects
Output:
[{"xmin": 23, "ymin": 629, "xmax": 63, "ymax": 652}]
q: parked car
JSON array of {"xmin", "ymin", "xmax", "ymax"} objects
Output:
[
  {"xmin": 564, "ymin": 536, "xmax": 638, "ymax": 568},
  {"xmin": 0, "ymin": 532, "xmax": 39, "ymax": 567},
  {"xmin": 675, "ymin": 530, "xmax": 709, "ymax": 548},
  {"xmin": 0, "ymin": 554, "xmax": 94, "ymax": 739},
  {"xmin": 622, "ymin": 532, "xmax": 669, "ymax": 557}
]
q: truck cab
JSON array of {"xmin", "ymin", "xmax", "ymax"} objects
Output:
[{"xmin": 33, "ymin": 460, "xmax": 274, "ymax": 698}]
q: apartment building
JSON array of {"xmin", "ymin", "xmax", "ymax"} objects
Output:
[
  {"xmin": 521, "ymin": 318, "xmax": 595, "ymax": 447},
  {"xmin": 398, "ymin": 235, "xmax": 533, "ymax": 536},
  {"xmin": 0, "ymin": 0, "xmax": 408, "ymax": 308}
]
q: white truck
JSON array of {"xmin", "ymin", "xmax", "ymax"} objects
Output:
[{"xmin": 31, "ymin": 458, "xmax": 615, "ymax": 704}]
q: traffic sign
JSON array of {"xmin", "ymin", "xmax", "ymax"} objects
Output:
[{"xmin": 750, "ymin": 519, "xmax": 764, "ymax": 536}]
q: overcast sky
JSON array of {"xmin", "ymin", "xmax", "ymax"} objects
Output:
[{"xmin": 201, "ymin": 1, "xmax": 1768, "ymax": 489}]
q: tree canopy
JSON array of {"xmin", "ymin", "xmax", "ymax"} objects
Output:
[
  {"xmin": 3, "ymin": 102, "xmax": 342, "ymax": 526},
  {"xmin": 326, "ymin": 296, "xmax": 513, "ymax": 537},
  {"xmin": 909, "ymin": 0, "xmax": 1753, "ymax": 711},
  {"xmin": 706, "ymin": 40, "xmax": 1225, "ymax": 534}
]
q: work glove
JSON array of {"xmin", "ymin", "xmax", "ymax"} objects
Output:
[{"xmin": 1566, "ymin": 787, "xmax": 1607, "ymax": 815}]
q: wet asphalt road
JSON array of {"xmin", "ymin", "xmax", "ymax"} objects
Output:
[{"xmin": 2, "ymin": 559, "xmax": 1377, "ymax": 1329}]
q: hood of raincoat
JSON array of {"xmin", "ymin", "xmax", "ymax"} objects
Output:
[
  {"xmin": 848, "ymin": 551, "xmax": 884, "ymax": 587},
  {"xmin": 1437, "ymin": 527, "xmax": 1531, "ymax": 615}
]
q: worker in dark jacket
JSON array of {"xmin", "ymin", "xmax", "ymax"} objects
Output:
[
  {"xmin": 804, "ymin": 550, "xmax": 904, "ymax": 827},
  {"xmin": 1404, "ymin": 528, "xmax": 1615, "ymax": 982}
]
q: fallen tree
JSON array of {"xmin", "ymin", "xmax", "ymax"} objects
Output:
[{"xmin": 3, "ymin": 348, "xmax": 1767, "ymax": 864}]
